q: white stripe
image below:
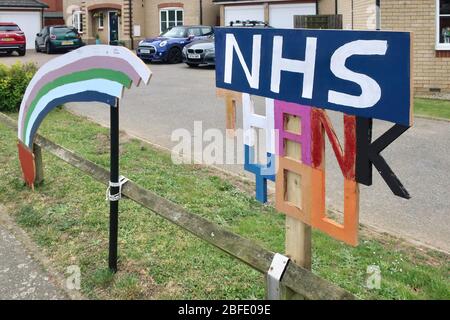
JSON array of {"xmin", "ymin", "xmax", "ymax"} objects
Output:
[
  {"xmin": 18, "ymin": 45, "xmax": 151, "ymax": 140},
  {"xmin": 25, "ymin": 79, "xmax": 123, "ymax": 146}
]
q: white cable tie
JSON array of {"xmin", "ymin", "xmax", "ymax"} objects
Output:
[{"xmin": 106, "ymin": 176, "xmax": 129, "ymax": 201}]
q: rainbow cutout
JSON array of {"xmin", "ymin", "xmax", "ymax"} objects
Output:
[{"xmin": 17, "ymin": 45, "xmax": 152, "ymax": 187}]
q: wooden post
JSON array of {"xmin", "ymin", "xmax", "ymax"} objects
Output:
[
  {"xmin": 216, "ymin": 89, "xmax": 242, "ymax": 137},
  {"xmin": 283, "ymin": 114, "xmax": 312, "ymax": 299},
  {"xmin": 33, "ymin": 143, "xmax": 44, "ymax": 185}
]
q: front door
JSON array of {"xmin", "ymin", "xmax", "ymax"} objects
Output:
[{"xmin": 109, "ymin": 12, "xmax": 118, "ymax": 44}]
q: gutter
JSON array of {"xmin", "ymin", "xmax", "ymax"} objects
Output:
[
  {"xmin": 129, "ymin": 0, "xmax": 133, "ymax": 49},
  {"xmin": 200, "ymin": 0, "xmax": 203, "ymax": 24}
]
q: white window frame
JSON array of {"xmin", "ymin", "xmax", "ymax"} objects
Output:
[
  {"xmin": 159, "ymin": 8, "xmax": 184, "ymax": 33},
  {"xmin": 98, "ymin": 13, "xmax": 104, "ymax": 29},
  {"xmin": 72, "ymin": 10, "xmax": 83, "ymax": 33},
  {"xmin": 436, "ymin": 0, "xmax": 450, "ymax": 50}
]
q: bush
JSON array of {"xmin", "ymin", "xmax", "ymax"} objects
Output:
[{"xmin": 0, "ymin": 62, "xmax": 38, "ymax": 112}]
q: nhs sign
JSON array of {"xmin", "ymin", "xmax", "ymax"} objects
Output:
[{"xmin": 215, "ymin": 27, "xmax": 413, "ymax": 126}]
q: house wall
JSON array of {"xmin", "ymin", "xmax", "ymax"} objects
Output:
[
  {"xmin": 318, "ymin": 0, "xmax": 336, "ymax": 15},
  {"xmin": 319, "ymin": 0, "xmax": 375, "ymax": 30},
  {"xmin": 337, "ymin": 0, "xmax": 352, "ymax": 29},
  {"xmin": 143, "ymin": 0, "xmax": 219, "ymax": 38},
  {"xmin": 63, "ymin": 0, "xmax": 218, "ymax": 47},
  {"xmin": 43, "ymin": 0, "xmax": 63, "ymax": 12},
  {"xmin": 381, "ymin": 0, "xmax": 450, "ymax": 95},
  {"xmin": 63, "ymin": 0, "xmax": 131, "ymax": 45},
  {"xmin": 353, "ymin": 0, "xmax": 375, "ymax": 30},
  {"xmin": 62, "ymin": 0, "xmax": 82, "ymax": 25}
]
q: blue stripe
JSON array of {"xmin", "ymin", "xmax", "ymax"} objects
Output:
[{"xmin": 27, "ymin": 91, "xmax": 116, "ymax": 148}]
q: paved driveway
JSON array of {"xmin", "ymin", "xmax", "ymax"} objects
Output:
[{"xmin": 2, "ymin": 51, "xmax": 449, "ymax": 252}]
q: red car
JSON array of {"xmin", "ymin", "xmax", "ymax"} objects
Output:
[{"xmin": 0, "ymin": 22, "xmax": 26, "ymax": 56}]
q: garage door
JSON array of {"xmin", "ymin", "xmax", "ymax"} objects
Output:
[
  {"xmin": 269, "ymin": 3, "xmax": 316, "ymax": 29},
  {"xmin": 0, "ymin": 11, "xmax": 41, "ymax": 49},
  {"xmin": 224, "ymin": 5, "xmax": 265, "ymax": 27}
]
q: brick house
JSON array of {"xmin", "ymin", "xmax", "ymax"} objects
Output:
[
  {"xmin": 214, "ymin": 0, "xmax": 450, "ymax": 96},
  {"xmin": 62, "ymin": 0, "xmax": 219, "ymax": 49},
  {"xmin": 42, "ymin": 0, "xmax": 64, "ymax": 25}
]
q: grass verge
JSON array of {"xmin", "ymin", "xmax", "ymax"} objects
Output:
[
  {"xmin": 0, "ymin": 109, "xmax": 448, "ymax": 299},
  {"xmin": 415, "ymin": 98, "xmax": 450, "ymax": 120}
]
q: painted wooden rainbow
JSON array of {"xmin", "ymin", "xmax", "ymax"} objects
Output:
[{"xmin": 17, "ymin": 45, "xmax": 152, "ymax": 188}]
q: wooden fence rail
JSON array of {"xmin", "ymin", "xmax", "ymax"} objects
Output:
[{"xmin": 0, "ymin": 112, "xmax": 355, "ymax": 300}]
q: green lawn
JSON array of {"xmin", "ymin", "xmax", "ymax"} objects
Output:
[
  {"xmin": 0, "ymin": 109, "xmax": 448, "ymax": 300},
  {"xmin": 415, "ymin": 98, "xmax": 450, "ymax": 120}
]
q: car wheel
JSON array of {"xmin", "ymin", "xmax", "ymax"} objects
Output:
[
  {"xmin": 18, "ymin": 49, "xmax": 26, "ymax": 56},
  {"xmin": 46, "ymin": 41, "xmax": 52, "ymax": 54},
  {"xmin": 35, "ymin": 42, "xmax": 40, "ymax": 53},
  {"xmin": 167, "ymin": 47, "xmax": 182, "ymax": 64}
]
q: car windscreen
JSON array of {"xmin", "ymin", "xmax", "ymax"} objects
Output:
[
  {"xmin": 0, "ymin": 25, "xmax": 20, "ymax": 32},
  {"xmin": 160, "ymin": 27, "xmax": 187, "ymax": 38},
  {"xmin": 52, "ymin": 27, "xmax": 77, "ymax": 36}
]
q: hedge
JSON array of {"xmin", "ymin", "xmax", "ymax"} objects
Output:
[{"xmin": 0, "ymin": 62, "xmax": 37, "ymax": 112}]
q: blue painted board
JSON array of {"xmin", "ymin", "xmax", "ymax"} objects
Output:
[{"xmin": 215, "ymin": 27, "xmax": 412, "ymax": 126}]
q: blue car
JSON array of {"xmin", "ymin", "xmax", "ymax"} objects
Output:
[{"xmin": 136, "ymin": 25, "xmax": 213, "ymax": 63}]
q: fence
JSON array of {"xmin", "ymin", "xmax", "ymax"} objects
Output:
[{"xmin": 0, "ymin": 112, "xmax": 355, "ymax": 300}]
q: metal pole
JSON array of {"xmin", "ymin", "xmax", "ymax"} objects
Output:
[
  {"xmin": 129, "ymin": 0, "xmax": 134, "ymax": 49},
  {"xmin": 199, "ymin": 0, "xmax": 203, "ymax": 25},
  {"xmin": 109, "ymin": 99, "xmax": 119, "ymax": 272}
]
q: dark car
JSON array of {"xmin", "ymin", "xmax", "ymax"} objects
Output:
[
  {"xmin": 182, "ymin": 36, "xmax": 215, "ymax": 67},
  {"xmin": 35, "ymin": 25, "xmax": 83, "ymax": 54},
  {"xmin": 0, "ymin": 22, "xmax": 26, "ymax": 56},
  {"xmin": 182, "ymin": 21, "xmax": 270, "ymax": 68},
  {"xmin": 136, "ymin": 25, "xmax": 213, "ymax": 63}
]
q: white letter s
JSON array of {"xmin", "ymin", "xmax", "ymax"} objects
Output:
[{"xmin": 328, "ymin": 40, "xmax": 388, "ymax": 108}]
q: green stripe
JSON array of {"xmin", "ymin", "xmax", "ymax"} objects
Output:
[{"xmin": 23, "ymin": 68, "xmax": 131, "ymax": 141}]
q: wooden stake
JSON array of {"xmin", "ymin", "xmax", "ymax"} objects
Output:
[
  {"xmin": 33, "ymin": 143, "xmax": 44, "ymax": 185},
  {"xmin": 286, "ymin": 216, "xmax": 311, "ymax": 269},
  {"xmin": 216, "ymin": 89, "xmax": 242, "ymax": 136},
  {"xmin": 283, "ymin": 114, "xmax": 312, "ymax": 299}
]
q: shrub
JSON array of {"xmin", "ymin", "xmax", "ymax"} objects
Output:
[{"xmin": 0, "ymin": 62, "xmax": 38, "ymax": 112}]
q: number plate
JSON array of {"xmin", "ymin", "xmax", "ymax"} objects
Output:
[
  {"xmin": 1, "ymin": 38, "xmax": 14, "ymax": 42},
  {"xmin": 188, "ymin": 53, "xmax": 201, "ymax": 59},
  {"xmin": 61, "ymin": 41, "xmax": 74, "ymax": 45},
  {"xmin": 140, "ymin": 49, "xmax": 150, "ymax": 54}
]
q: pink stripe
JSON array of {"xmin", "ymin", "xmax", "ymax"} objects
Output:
[
  {"xmin": 274, "ymin": 100, "xmax": 312, "ymax": 165},
  {"xmin": 21, "ymin": 56, "xmax": 141, "ymax": 132}
]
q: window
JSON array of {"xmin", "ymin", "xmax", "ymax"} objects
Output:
[
  {"xmin": 201, "ymin": 27, "xmax": 213, "ymax": 36},
  {"xmin": 160, "ymin": 8, "xmax": 183, "ymax": 33},
  {"xmin": 437, "ymin": 0, "xmax": 450, "ymax": 49},
  {"xmin": 187, "ymin": 27, "xmax": 201, "ymax": 36},
  {"xmin": 72, "ymin": 11, "xmax": 83, "ymax": 33},
  {"xmin": 0, "ymin": 25, "xmax": 20, "ymax": 31},
  {"xmin": 98, "ymin": 13, "xmax": 104, "ymax": 29}
]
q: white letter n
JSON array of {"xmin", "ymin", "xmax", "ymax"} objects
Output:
[{"xmin": 224, "ymin": 33, "xmax": 261, "ymax": 89}]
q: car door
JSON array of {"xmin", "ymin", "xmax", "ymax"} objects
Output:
[
  {"xmin": 200, "ymin": 27, "xmax": 213, "ymax": 39},
  {"xmin": 37, "ymin": 27, "xmax": 47, "ymax": 47}
]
